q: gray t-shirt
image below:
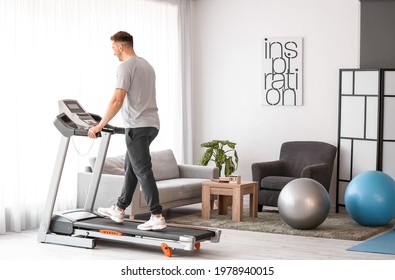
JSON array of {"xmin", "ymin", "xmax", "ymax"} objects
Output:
[{"xmin": 115, "ymin": 56, "xmax": 160, "ymax": 129}]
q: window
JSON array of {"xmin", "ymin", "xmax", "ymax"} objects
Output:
[{"xmin": 0, "ymin": 0, "xmax": 191, "ymax": 233}]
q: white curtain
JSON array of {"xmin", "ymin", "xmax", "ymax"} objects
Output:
[
  {"xmin": 178, "ymin": 0, "xmax": 193, "ymax": 164},
  {"xmin": 0, "ymin": 0, "xmax": 192, "ymax": 234}
]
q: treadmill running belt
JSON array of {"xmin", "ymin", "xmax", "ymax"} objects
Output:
[{"xmin": 74, "ymin": 217, "xmax": 215, "ymax": 241}]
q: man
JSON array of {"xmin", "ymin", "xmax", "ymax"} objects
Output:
[{"xmin": 88, "ymin": 31, "xmax": 166, "ymax": 231}]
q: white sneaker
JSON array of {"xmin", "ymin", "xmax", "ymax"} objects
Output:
[
  {"xmin": 98, "ymin": 205, "xmax": 125, "ymax": 223},
  {"xmin": 137, "ymin": 216, "xmax": 167, "ymax": 231}
]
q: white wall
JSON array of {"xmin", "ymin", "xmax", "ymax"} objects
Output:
[{"xmin": 191, "ymin": 0, "xmax": 360, "ymax": 203}]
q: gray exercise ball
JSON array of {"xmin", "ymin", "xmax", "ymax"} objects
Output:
[{"xmin": 278, "ymin": 178, "xmax": 330, "ymax": 230}]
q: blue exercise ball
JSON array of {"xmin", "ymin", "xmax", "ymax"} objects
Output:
[
  {"xmin": 278, "ymin": 178, "xmax": 330, "ymax": 230},
  {"xmin": 345, "ymin": 170, "xmax": 395, "ymax": 226}
]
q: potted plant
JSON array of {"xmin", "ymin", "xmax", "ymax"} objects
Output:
[{"xmin": 198, "ymin": 140, "xmax": 239, "ymax": 177}]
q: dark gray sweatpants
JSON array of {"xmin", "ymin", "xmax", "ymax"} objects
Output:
[{"xmin": 116, "ymin": 127, "xmax": 162, "ymax": 215}]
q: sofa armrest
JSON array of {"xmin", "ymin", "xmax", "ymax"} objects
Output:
[
  {"xmin": 301, "ymin": 163, "xmax": 332, "ymax": 191},
  {"xmin": 251, "ymin": 160, "xmax": 286, "ymax": 182},
  {"xmin": 178, "ymin": 164, "xmax": 219, "ymax": 179}
]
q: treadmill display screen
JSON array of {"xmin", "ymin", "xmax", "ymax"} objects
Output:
[{"xmin": 66, "ymin": 102, "xmax": 84, "ymax": 113}]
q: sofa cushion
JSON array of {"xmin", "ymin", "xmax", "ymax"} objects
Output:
[
  {"xmin": 89, "ymin": 155, "xmax": 125, "ymax": 175},
  {"xmin": 151, "ymin": 149, "xmax": 180, "ymax": 180},
  {"xmin": 89, "ymin": 149, "xmax": 180, "ymax": 180},
  {"xmin": 138, "ymin": 178, "xmax": 205, "ymax": 205},
  {"xmin": 261, "ymin": 176, "xmax": 296, "ymax": 191}
]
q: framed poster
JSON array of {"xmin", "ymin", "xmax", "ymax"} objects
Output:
[{"xmin": 261, "ymin": 37, "xmax": 303, "ymax": 106}]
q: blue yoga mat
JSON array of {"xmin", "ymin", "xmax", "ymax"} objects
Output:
[{"xmin": 347, "ymin": 225, "xmax": 395, "ymax": 255}]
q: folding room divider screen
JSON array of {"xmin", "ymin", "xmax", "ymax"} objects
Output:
[{"xmin": 336, "ymin": 68, "xmax": 395, "ymax": 212}]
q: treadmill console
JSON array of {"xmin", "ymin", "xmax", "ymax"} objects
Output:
[
  {"xmin": 54, "ymin": 99, "xmax": 124, "ymax": 137},
  {"xmin": 59, "ymin": 99, "xmax": 98, "ymax": 128}
]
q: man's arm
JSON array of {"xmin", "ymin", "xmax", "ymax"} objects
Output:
[{"xmin": 88, "ymin": 88, "xmax": 126, "ymax": 138}]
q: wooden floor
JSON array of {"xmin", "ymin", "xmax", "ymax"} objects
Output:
[
  {"xmin": 1, "ymin": 204, "xmax": 394, "ymax": 260},
  {"xmin": 2, "ymin": 227, "xmax": 394, "ymax": 260}
]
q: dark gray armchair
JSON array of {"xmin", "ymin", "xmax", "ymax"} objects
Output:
[{"xmin": 251, "ymin": 141, "xmax": 337, "ymax": 210}]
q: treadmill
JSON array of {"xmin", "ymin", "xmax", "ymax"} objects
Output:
[{"xmin": 37, "ymin": 99, "xmax": 221, "ymax": 257}]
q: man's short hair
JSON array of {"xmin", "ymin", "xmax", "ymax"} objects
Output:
[{"xmin": 111, "ymin": 31, "xmax": 133, "ymax": 48}]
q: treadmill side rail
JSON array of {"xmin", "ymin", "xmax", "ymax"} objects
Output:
[{"xmin": 73, "ymin": 229, "xmax": 204, "ymax": 252}]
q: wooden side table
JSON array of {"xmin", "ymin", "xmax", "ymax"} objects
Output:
[{"xmin": 201, "ymin": 180, "xmax": 258, "ymax": 222}]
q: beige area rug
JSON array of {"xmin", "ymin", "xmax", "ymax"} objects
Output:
[{"xmin": 167, "ymin": 209, "xmax": 395, "ymax": 241}]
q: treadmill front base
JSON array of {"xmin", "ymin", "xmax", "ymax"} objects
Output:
[{"xmin": 41, "ymin": 233, "xmax": 96, "ymax": 249}]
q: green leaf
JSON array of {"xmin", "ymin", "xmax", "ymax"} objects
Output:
[
  {"xmin": 226, "ymin": 141, "xmax": 236, "ymax": 149},
  {"xmin": 234, "ymin": 150, "xmax": 239, "ymax": 165},
  {"xmin": 198, "ymin": 147, "xmax": 213, "ymax": 166},
  {"xmin": 201, "ymin": 140, "xmax": 220, "ymax": 148},
  {"xmin": 224, "ymin": 157, "xmax": 236, "ymax": 177},
  {"xmin": 215, "ymin": 149, "xmax": 225, "ymax": 165}
]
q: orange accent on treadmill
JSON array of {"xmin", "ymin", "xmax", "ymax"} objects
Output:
[
  {"xmin": 161, "ymin": 242, "xmax": 172, "ymax": 257},
  {"xmin": 99, "ymin": 229, "xmax": 124, "ymax": 236}
]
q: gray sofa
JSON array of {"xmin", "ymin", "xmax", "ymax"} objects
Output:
[{"xmin": 77, "ymin": 149, "xmax": 219, "ymax": 217}]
